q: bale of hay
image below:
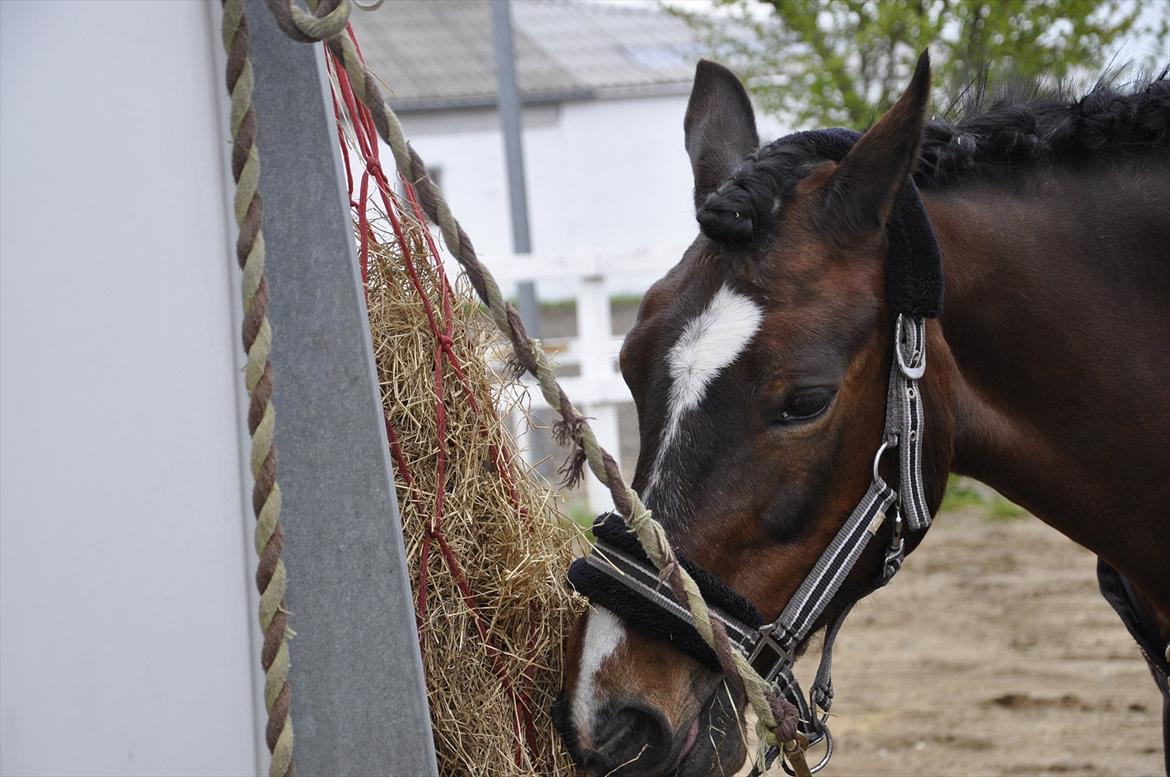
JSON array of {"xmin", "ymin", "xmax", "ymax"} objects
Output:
[{"xmin": 362, "ymin": 196, "xmax": 583, "ymax": 776}]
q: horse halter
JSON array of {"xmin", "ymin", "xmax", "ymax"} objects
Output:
[{"xmin": 568, "ymin": 128, "xmax": 946, "ymax": 774}]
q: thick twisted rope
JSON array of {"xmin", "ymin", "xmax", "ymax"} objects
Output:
[
  {"xmin": 263, "ymin": 0, "xmax": 350, "ymax": 43},
  {"xmin": 222, "ymin": 2, "xmax": 294, "ymax": 775},
  {"xmin": 258, "ymin": 0, "xmax": 803, "ymax": 768}
]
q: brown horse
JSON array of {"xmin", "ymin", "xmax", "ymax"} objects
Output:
[{"xmin": 556, "ymin": 53, "xmax": 1170, "ymax": 776}]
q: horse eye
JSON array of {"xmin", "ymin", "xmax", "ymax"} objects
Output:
[{"xmin": 775, "ymin": 387, "xmax": 836, "ymax": 424}]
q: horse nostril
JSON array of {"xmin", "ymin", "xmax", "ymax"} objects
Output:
[{"xmin": 585, "ymin": 703, "xmax": 672, "ymax": 774}]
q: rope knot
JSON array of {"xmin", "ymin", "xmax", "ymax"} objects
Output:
[
  {"xmin": 267, "ymin": 0, "xmax": 352, "ymax": 43},
  {"xmin": 365, "ymin": 158, "xmax": 385, "ymax": 177},
  {"xmin": 768, "ymin": 693, "xmax": 801, "ymax": 744}
]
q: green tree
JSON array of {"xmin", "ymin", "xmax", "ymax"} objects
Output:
[{"xmin": 671, "ymin": 0, "xmax": 1164, "ymax": 128}]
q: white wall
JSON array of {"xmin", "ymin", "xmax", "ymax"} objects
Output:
[
  {"xmin": 398, "ymin": 94, "xmax": 699, "ymax": 299},
  {"xmin": 397, "ymin": 92, "xmax": 789, "ymax": 301},
  {"xmin": 0, "ymin": 3, "xmax": 260, "ymax": 774}
]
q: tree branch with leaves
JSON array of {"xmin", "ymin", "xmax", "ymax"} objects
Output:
[{"xmin": 670, "ymin": 0, "xmax": 1161, "ymax": 128}]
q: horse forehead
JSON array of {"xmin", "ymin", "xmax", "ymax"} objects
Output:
[
  {"xmin": 634, "ymin": 278, "xmax": 765, "ymax": 401},
  {"xmin": 646, "ymin": 272, "xmax": 763, "ymax": 355},
  {"xmin": 640, "ymin": 282, "xmax": 764, "ymax": 502},
  {"xmin": 667, "ymin": 283, "xmax": 763, "ymax": 393}
]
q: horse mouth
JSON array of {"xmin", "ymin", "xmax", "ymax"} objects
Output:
[
  {"xmin": 551, "ymin": 682, "xmax": 746, "ymax": 776},
  {"xmin": 671, "ymin": 684, "xmax": 747, "ymax": 777},
  {"xmin": 680, "ymin": 717, "xmax": 700, "ymax": 760}
]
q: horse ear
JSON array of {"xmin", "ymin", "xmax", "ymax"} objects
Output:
[
  {"xmin": 824, "ymin": 50, "xmax": 931, "ymax": 236},
  {"xmin": 684, "ymin": 60, "xmax": 760, "ymax": 212}
]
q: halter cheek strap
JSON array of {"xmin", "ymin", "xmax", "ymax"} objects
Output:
[{"xmin": 888, "ymin": 314, "xmax": 932, "ymax": 532}]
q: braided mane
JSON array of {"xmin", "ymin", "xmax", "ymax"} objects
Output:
[
  {"xmin": 917, "ymin": 69, "xmax": 1170, "ymax": 187},
  {"xmin": 697, "ymin": 69, "xmax": 1169, "ymax": 246}
]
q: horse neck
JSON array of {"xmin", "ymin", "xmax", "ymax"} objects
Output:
[{"xmin": 921, "ymin": 163, "xmax": 1170, "ymax": 600}]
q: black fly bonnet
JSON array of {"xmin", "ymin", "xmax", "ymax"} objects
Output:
[{"xmin": 569, "ymin": 128, "xmax": 944, "ymax": 774}]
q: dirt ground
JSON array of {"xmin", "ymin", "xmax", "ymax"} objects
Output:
[{"xmin": 808, "ymin": 509, "xmax": 1164, "ymax": 777}]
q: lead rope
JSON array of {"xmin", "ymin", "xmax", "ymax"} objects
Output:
[
  {"xmin": 221, "ymin": 2, "xmax": 300, "ymax": 775},
  {"xmin": 243, "ymin": 0, "xmax": 809, "ymax": 770}
]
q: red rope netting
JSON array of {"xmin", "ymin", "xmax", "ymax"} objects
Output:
[{"xmin": 324, "ymin": 27, "xmax": 550, "ymax": 768}]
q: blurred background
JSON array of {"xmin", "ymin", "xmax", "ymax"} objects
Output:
[
  {"xmin": 350, "ymin": 0, "xmax": 1168, "ymax": 517},
  {"xmin": 1, "ymin": 1, "xmax": 1167, "ymax": 774}
]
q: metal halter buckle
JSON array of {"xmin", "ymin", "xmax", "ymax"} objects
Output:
[
  {"xmin": 880, "ymin": 505, "xmax": 904, "ymax": 584},
  {"xmin": 895, "ymin": 313, "xmax": 926, "ymax": 379},
  {"xmin": 747, "ymin": 627, "xmax": 793, "ymax": 682}
]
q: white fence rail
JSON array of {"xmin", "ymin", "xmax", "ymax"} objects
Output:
[{"xmin": 485, "ymin": 246, "xmax": 679, "ymax": 511}]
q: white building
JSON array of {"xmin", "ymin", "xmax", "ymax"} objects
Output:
[
  {"xmin": 352, "ymin": 1, "xmax": 782, "ymax": 504},
  {"xmin": 352, "ymin": 0, "xmax": 716, "ymax": 297}
]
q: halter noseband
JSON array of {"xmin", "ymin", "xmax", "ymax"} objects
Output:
[{"xmin": 567, "ymin": 128, "xmax": 944, "ymax": 774}]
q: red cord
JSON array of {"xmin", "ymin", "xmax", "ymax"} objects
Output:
[{"xmin": 326, "ymin": 26, "xmax": 540, "ymax": 765}]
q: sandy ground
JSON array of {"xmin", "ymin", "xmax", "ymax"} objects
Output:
[
  {"xmin": 797, "ymin": 510, "xmax": 1164, "ymax": 777},
  {"xmin": 537, "ymin": 302, "xmax": 1165, "ymax": 776}
]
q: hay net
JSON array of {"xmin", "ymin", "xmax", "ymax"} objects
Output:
[{"xmin": 326, "ymin": 35, "xmax": 583, "ymax": 777}]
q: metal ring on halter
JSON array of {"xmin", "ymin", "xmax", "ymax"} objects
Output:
[
  {"xmin": 781, "ymin": 726, "xmax": 834, "ymax": 775},
  {"xmin": 895, "ymin": 313, "xmax": 926, "ymax": 379},
  {"xmin": 807, "ymin": 692, "xmax": 832, "ymax": 744},
  {"xmin": 872, "ymin": 435, "xmax": 898, "ymax": 482},
  {"xmin": 353, "ymin": 0, "xmax": 385, "ymax": 9}
]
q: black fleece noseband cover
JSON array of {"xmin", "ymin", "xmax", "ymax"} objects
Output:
[{"xmin": 568, "ymin": 514, "xmax": 763, "ymax": 671}]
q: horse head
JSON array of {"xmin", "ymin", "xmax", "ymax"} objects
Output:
[{"xmin": 557, "ymin": 52, "xmax": 956, "ymax": 777}]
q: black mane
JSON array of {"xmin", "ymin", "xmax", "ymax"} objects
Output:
[
  {"xmin": 696, "ymin": 70, "xmax": 1170, "ymax": 246},
  {"xmin": 917, "ymin": 69, "xmax": 1170, "ymax": 188}
]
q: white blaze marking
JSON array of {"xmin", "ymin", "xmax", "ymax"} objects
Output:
[
  {"xmin": 644, "ymin": 284, "xmax": 763, "ymax": 500},
  {"xmin": 572, "ymin": 607, "xmax": 626, "ymax": 743}
]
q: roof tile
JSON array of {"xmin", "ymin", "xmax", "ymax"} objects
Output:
[{"xmin": 350, "ymin": 0, "xmax": 698, "ymax": 110}]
